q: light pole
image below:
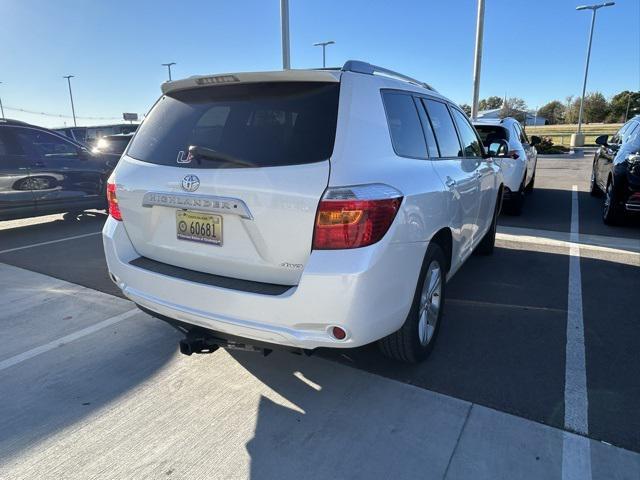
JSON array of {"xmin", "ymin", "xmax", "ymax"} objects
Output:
[
  {"xmin": 63, "ymin": 75, "xmax": 77, "ymax": 127},
  {"xmin": 0, "ymin": 82, "xmax": 5, "ymax": 119},
  {"xmin": 162, "ymin": 62, "xmax": 176, "ymax": 81},
  {"xmin": 313, "ymin": 40, "xmax": 335, "ymax": 68},
  {"xmin": 572, "ymin": 2, "xmax": 615, "ymax": 147},
  {"xmin": 470, "ymin": 0, "xmax": 485, "ymax": 119},
  {"xmin": 280, "ymin": 0, "xmax": 290, "ymax": 69}
]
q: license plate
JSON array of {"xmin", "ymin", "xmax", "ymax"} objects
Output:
[{"xmin": 176, "ymin": 210, "xmax": 222, "ymax": 246}]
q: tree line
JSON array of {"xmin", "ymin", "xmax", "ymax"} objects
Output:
[{"xmin": 459, "ymin": 90, "xmax": 640, "ymax": 124}]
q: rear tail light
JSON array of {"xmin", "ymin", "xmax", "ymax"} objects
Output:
[
  {"xmin": 508, "ymin": 150, "xmax": 520, "ymax": 159},
  {"xmin": 313, "ymin": 184, "xmax": 402, "ymax": 250},
  {"xmin": 107, "ymin": 182, "xmax": 122, "ymax": 221}
]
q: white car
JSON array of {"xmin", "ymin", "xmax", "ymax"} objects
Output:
[
  {"xmin": 102, "ymin": 61, "xmax": 504, "ymax": 363},
  {"xmin": 473, "ymin": 117, "xmax": 539, "ymax": 214}
]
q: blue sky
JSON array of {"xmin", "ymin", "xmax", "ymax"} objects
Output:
[{"xmin": 1, "ymin": 0, "xmax": 638, "ymax": 128}]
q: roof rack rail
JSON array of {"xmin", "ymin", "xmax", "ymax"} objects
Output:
[{"xmin": 341, "ymin": 60, "xmax": 436, "ymax": 92}]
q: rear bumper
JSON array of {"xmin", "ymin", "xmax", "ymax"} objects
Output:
[{"xmin": 102, "ymin": 217, "xmax": 425, "ymax": 349}]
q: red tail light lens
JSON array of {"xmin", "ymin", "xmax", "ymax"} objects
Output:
[
  {"xmin": 106, "ymin": 182, "xmax": 122, "ymax": 221},
  {"xmin": 313, "ymin": 184, "xmax": 402, "ymax": 250}
]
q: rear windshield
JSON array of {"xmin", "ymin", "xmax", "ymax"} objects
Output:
[
  {"xmin": 127, "ymin": 82, "xmax": 339, "ymax": 168},
  {"xmin": 474, "ymin": 125, "xmax": 509, "ymax": 145}
]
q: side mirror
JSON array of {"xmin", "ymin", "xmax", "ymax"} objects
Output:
[
  {"xmin": 595, "ymin": 135, "xmax": 608, "ymax": 146},
  {"xmin": 530, "ymin": 135, "xmax": 542, "ymax": 146},
  {"xmin": 488, "ymin": 139, "xmax": 509, "ymax": 158}
]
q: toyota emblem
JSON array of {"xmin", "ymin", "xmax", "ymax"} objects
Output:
[{"xmin": 181, "ymin": 174, "xmax": 200, "ymax": 192}]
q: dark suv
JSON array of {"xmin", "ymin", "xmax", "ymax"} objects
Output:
[
  {"xmin": 0, "ymin": 119, "xmax": 119, "ymax": 221},
  {"xmin": 591, "ymin": 115, "xmax": 640, "ymax": 224}
]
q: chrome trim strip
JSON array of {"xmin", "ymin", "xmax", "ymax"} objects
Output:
[
  {"xmin": 624, "ymin": 203, "xmax": 640, "ymax": 211},
  {"xmin": 142, "ymin": 192, "xmax": 253, "ymax": 219}
]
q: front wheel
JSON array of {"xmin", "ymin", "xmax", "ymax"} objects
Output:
[
  {"xmin": 475, "ymin": 192, "xmax": 501, "ymax": 255},
  {"xmin": 379, "ymin": 243, "xmax": 446, "ymax": 363}
]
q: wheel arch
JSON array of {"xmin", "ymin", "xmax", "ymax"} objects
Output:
[{"xmin": 429, "ymin": 227, "xmax": 453, "ymax": 273}]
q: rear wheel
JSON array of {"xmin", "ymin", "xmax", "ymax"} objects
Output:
[
  {"xmin": 379, "ymin": 243, "xmax": 446, "ymax": 363},
  {"xmin": 506, "ymin": 179, "xmax": 525, "ymax": 216},
  {"xmin": 602, "ymin": 179, "xmax": 623, "ymax": 225},
  {"xmin": 525, "ymin": 171, "xmax": 535, "ymax": 193},
  {"xmin": 590, "ymin": 168, "xmax": 601, "ymax": 197}
]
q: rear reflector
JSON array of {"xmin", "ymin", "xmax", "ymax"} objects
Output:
[
  {"xmin": 331, "ymin": 326, "xmax": 347, "ymax": 340},
  {"xmin": 313, "ymin": 184, "xmax": 402, "ymax": 250},
  {"xmin": 107, "ymin": 182, "xmax": 122, "ymax": 221}
]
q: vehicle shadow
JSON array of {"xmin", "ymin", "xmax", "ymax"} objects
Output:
[{"xmin": 230, "ymin": 349, "xmax": 463, "ymax": 480}]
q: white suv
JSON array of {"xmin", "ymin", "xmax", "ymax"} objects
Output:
[
  {"xmin": 473, "ymin": 117, "xmax": 539, "ymax": 215},
  {"xmin": 102, "ymin": 61, "xmax": 504, "ymax": 363}
]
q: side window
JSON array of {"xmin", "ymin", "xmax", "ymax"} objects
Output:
[
  {"xmin": 610, "ymin": 124, "xmax": 628, "ymax": 145},
  {"xmin": 624, "ymin": 123, "xmax": 639, "ymax": 144},
  {"xmin": 422, "ymin": 99, "xmax": 461, "ymax": 158},
  {"xmin": 622, "ymin": 122, "xmax": 638, "ymax": 144},
  {"xmin": 381, "ymin": 92, "xmax": 428, "ymax": 158},
  {"xmin": 15, "ymin": 129, "xmax": 80, "ymax": 160},
  {"xmin": 451, "ymin": 107, "xmax": 483, "ymax": 157},
  {"xmin": 517, "ymin": 123, "xmax": 529, "ymax": 144},
  {"xmin": 0, "ymin": 129, "xmax": 28, "ymax": 169},
  {"xmin": 414, "ymin": 97, "xmax": 440, "ymax": 157}
]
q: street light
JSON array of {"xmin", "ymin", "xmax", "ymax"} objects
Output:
[
  {"xmin": 63, "ymin": 75, "xmax": 77, "ymax": 127},
  {"xmin": 162, "ymin": 62, "xmax": 176, "ymax": 81},
  {"xmin": 470, "ymin": 0, "xmax": 485, "ymax": 119},
  {"xmin": 280, "ymin": 0, "xmax": 290, "ymax": 69},
  {"xmin": 313, "ymin": 40, "xmax": 335, "ymax": 68},
  {"xmin": 0, "ymin": 82, "xmax": 5, "ymax": 119},
  {"xmin": 572, "ymin": 2, "xmax": 615, "ymax": 147}
]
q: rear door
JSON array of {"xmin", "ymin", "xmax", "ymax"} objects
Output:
[
  {"xmin": 515, "ymin": 123, "xmax": 536, "ymax": 184},
  {"xmin": 420, "ymin": 98, "xmax": 481, "ymax": 260},
  {"xmin": 116, "ymin": 81, "xmax": 340, "ymax": 286},
  {"xmin": 14, "ymin": 128, "xmax": 105, "ymax": 209},
  {"xmin": 0, "ymin": 128, "xmax": 36, "ymax": 218}
]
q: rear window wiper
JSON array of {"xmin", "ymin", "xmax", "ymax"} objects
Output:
[{"xmin": 188, "ymin": 145, "xmax": 254, "ymax": 168}]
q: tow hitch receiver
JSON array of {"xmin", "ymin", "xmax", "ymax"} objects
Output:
[{"xmin": 179, "ymin": 334, "xmax": 272, "ymax": 357}]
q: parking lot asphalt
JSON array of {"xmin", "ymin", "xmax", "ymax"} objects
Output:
[{"xmin": 1, "ymin": 153, "xmax": 639, "ymax": 458}]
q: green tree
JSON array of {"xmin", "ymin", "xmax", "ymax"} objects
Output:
[
  {"xmin": 582, "ymin": 92, "xmax": 609, "ymax": 123},
  {"xmin": 500, "ymin": 97, "xmax": 527, "ymax": 122},
  {"xmin": 607, "ymin": 91, "xmax": 640, "ymax": 123},
  {"xmin": 478, "ymin": 96, "xmax": 503, "ymax": 111},
  {"xmin": 459, "ymin": 104, "xmax": 472, "ymax": 117},
  {"xmin": 537, "ymin": 100, "xmax": 565, "ymax": 125}
]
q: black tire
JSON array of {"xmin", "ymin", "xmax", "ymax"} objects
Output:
[
  {"xmin": 379, "ymin": 243, "xmax": 447, "ymax": 363},
  {"xmin": 602, "ymin": 179, "xmax": 623, "ymax": 225},
  {"xmin": 475, "ymin": 192, "xmax": 501, "ymax": 255},
  {"xmin": 506, "ymin": 180, "xmax": 525, "ymax": 216},
  {"xmin": 525, "ymin": 171, "xmax": 535, "ymax": 193},
  {"xmin": 589, "ymin": 167, "xmax": 601, "ymax": 197}
]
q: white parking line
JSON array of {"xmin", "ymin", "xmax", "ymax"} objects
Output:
[
  {"xmin": 0, "ymin": 308, "xmax": 138, "ymax": 372},
  {"xmin": 0, "ymin": 231, "xmax": 101, "ymax": 255},
  {"xmin": 562, "ymin": 185, "xmax": 591, "ymax": 480}
]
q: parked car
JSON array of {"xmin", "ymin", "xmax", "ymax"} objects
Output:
[
  {"xmin": 473, "ymin": 117, "xmax": 540, "ymax": 215},
  {"xmin": 0, "ymin": 119, "xmax": 119, "ymax": 221},
  {"xmin": 591, "ymin": 115, "xmax": 640, "ymax": 224},
  {"xmin": 102, "ymin": 61, "xmax": 505, "ymax": 363},
  {"xmin": 91, "ymin": 133, "xmax": 134, "ymax": 155}
]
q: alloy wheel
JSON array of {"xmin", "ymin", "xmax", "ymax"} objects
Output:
[{"xmin": 418, "ymin": 261, "xmax": 442, "ymax": 346}]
